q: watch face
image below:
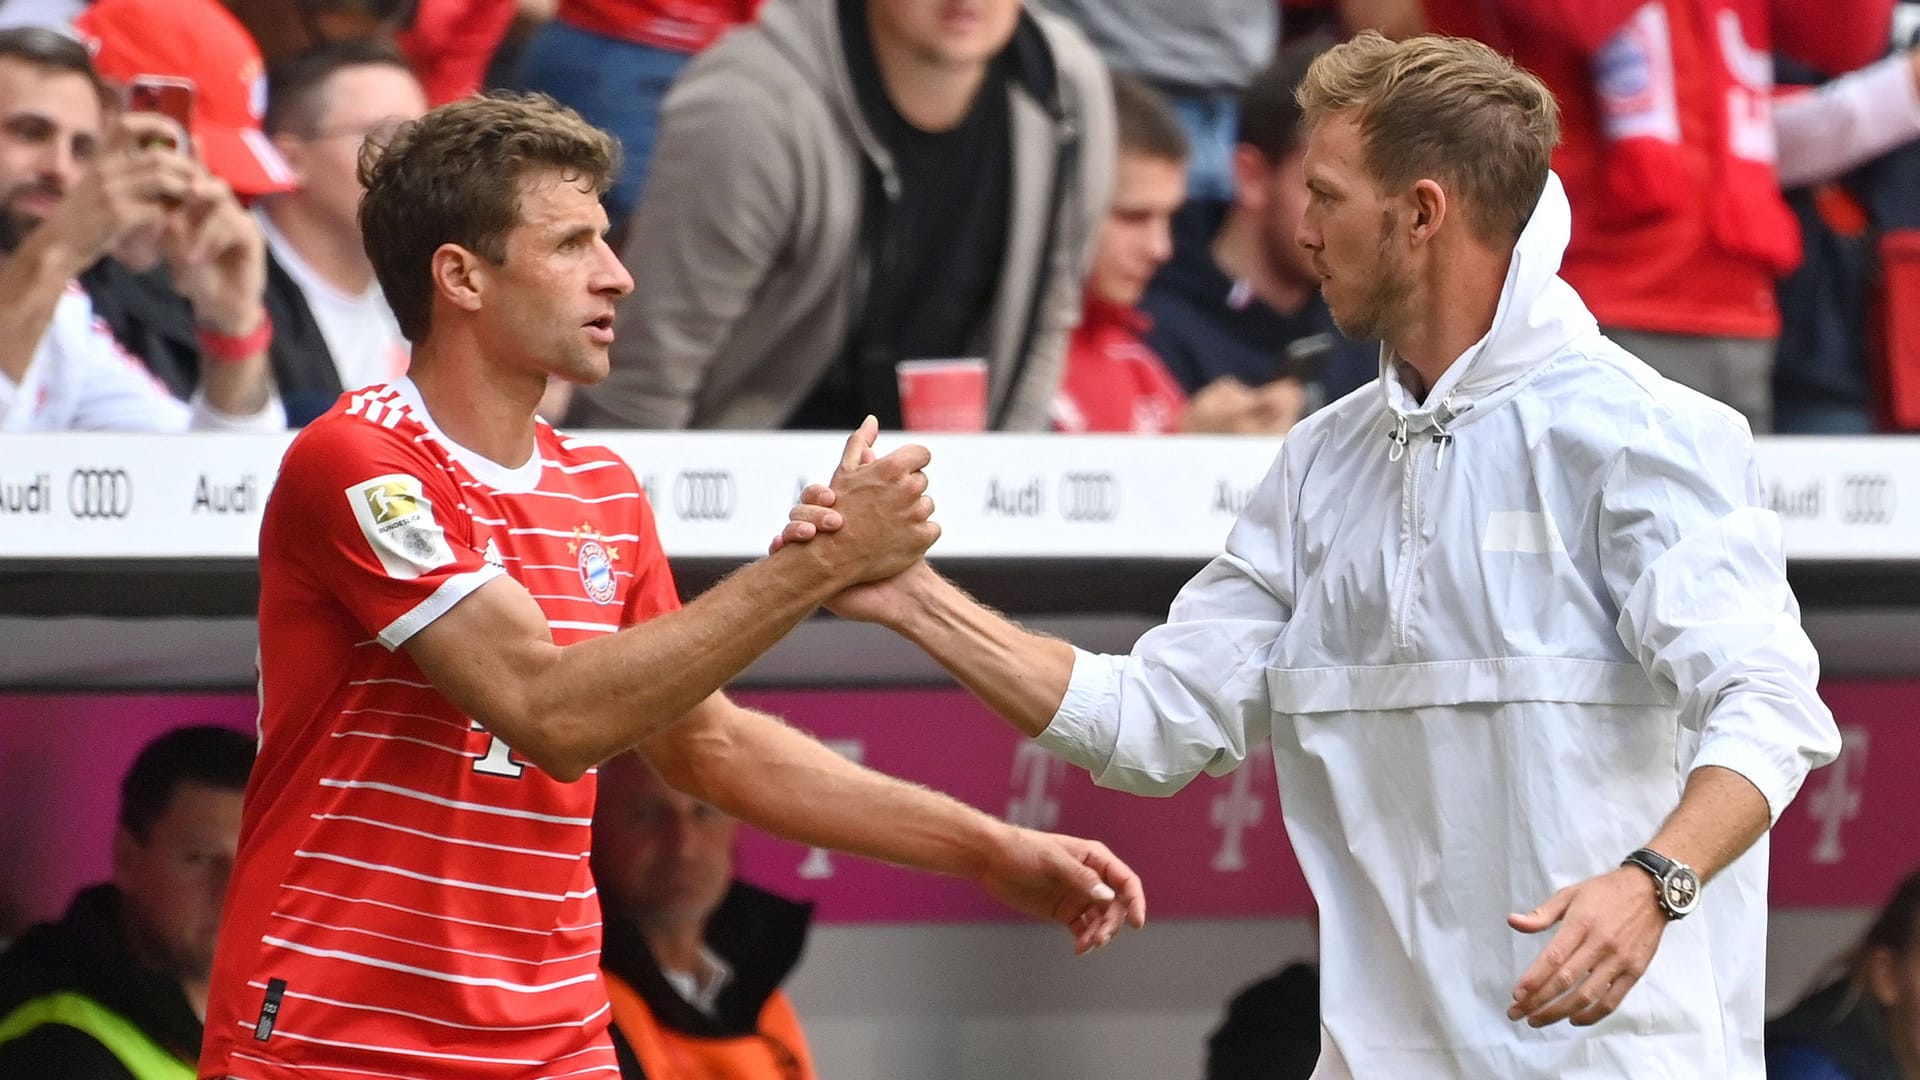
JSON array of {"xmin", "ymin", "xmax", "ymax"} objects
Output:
[{"xmin": 1662, "ymin": 868, "xmax": 1702, "ymax": 915}]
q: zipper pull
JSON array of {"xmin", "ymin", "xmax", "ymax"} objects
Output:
[
  {"xmin": 1387, "ymin": 418, "xmax": 1409, "ymax": 462},
  {"xmin": 1433, "ymin": 431, "xmax": 1453, "ymax": 470}
]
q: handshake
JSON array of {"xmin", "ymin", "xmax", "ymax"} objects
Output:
[{"xmin": 765, "ymin": 416, "xmax": 944, "ymax": 625}]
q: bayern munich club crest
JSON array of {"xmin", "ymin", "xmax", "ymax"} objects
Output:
[{"xmin": 568, "ymin": 522, "xmax": 620, "ymax": 605}]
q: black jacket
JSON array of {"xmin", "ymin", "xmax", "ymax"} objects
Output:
[
  {"xmin": 0, "ymin": 885, "xmax": 203, "ymax": 1080},
  {"xmin": 600, "ymin": 881, "xmax": 814, "ymax": 1078},
  {"xmin": 78, "ymin": 252, "xmax": 345, "ymax": 428}
]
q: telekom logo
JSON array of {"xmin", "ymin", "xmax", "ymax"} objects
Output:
[
  {"xmin": 1808, "ymin": 726, "xmax": 1869, "ymax": 865},
  {"xmin": 1007, "ymin": 742, "xmax": 1065, "ymax": 830},
  {"xmin": 1211, "ymin": 747, "xmax": 1269, "ymax": 872},
  {"xmin": 796, "ymin": 739, "xmax": 867, "ymax": 880}
]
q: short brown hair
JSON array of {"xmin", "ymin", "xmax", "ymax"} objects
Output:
[
  {"xmin": 1112, "ymin": 73, "xmax": 1189, "ymax": 164},
  {"xmin": 357, "ymin": 92, "xmax": 619, "ymax": 343},
  {"xmin": 1297, "ymin": 31, "xmax": 1559, "ymax": 245},
  {"xmin": 0, "ymin": 26, "xmax": 114, "ymax": 111}
]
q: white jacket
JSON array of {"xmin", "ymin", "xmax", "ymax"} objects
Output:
[
  {"xmin": 1041, "ymin": 174, "xmax": 1837, "ymax": 1079},
  {"xmin": 0, "ymin": 288, "xmax": 284, "ymax": 432}
]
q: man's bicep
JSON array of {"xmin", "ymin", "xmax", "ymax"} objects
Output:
[{"xmin": 402, "ymin": 574, "xmax": 560, "ymax": 743}]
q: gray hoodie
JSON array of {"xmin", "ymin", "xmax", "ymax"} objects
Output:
[{"xmin": 573, "ymin": 0, "xmax": 1114, "ymax": 430}]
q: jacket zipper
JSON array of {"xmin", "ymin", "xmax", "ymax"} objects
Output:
[{"xmin": 1391, "ymin": 424, "xmax": 1429, "ymax": 650}]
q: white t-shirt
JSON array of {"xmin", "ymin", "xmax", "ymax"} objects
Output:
[
  {"xmin": 0, "ymin": 286, "xmax": 282, "ymax": 432},
  {"xmin": 258, "ymin": 210, "xmax": 410, "ymax": 392}
]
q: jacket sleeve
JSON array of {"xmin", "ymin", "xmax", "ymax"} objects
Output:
[
  {"xmin": 1037, "ymin": 447, "xmax": 1295, "ymax": 795},
  {"xmin": 1772, "ymin": 53, "xmax": 1920, "ymax": 190},
  {"xmin": 63, "ymin": 300, "xmax": 191, "ymax": 433},
  {"xmin": 1599, "ymin": 405, "xmax": 1839, "ymax": 822},
  {"xmin": 583, "ymin": 52, "xmax": 800, "ymax": 429},
  {"xmin": 995, "ymin": 20, "xmax": 1114, "ymax": 432}
]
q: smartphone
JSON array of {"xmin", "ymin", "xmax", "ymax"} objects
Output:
[{"xmin": 125, "ymin": 74, "xmax": 195, "ymax": 152}]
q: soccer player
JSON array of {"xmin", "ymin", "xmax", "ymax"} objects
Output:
[{"xmin": 198, "ymin": 93, "xmax": 1144, "ymax": 1079}]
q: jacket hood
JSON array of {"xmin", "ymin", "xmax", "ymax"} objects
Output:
[{"xmin": 1379, "ymin": 170, "xmax": 1597, "ymax": 433}]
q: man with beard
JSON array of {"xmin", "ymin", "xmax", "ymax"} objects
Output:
[
  {"xmin": 782, "ymin": 31, "xmax": 1836, "ymax": 1079},
  {"xmin": 0, "ymin": 27, "xmax": 281, "ymax": 432},
  {"xmin": 0, "ymin": 726, "xmax": 254, "ymax": 1079},
  {"xmin": 1142, "ymin": 44, "xmax": 1377, "ymax": 417}
]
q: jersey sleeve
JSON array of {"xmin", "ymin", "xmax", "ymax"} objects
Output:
[
  {"xmin": 620, "ymin": 468, "xmax": 682, "ymax": 627},
  {"xmin": 267, "ymin": 417, "xmax": 505, "ymax": 648}
]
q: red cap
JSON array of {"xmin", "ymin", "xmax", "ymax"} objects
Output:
[{"xmin": 74, "ymin": 0, "xmax": 297, "ymax": 196}]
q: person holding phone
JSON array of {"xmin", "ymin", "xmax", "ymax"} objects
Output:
[{"xmin": 0, "ymin": 27, "xmax": 282, "ymax": 431}]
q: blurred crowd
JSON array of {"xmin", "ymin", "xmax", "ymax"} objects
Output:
[{"xmin": 2, "ymin": 0, "xmax": 1919, "ymax": 437}]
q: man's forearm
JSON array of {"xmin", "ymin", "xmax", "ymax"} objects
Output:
[
  {"xmin": 0, "ymin": 232, "xmax": 90, "ymax": 385},
  {"xmin": 891, "ymin": 570, "xmax": 1076, "ymax": 738},
  {"xmin": 646, "ymin": 697, "xmax": 1012, "ymax": 880},
  {"xmin": 1642, "ymin": 765, "xmax": 1772, "ymax": 880}
]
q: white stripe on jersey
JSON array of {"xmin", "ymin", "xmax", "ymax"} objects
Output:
[
  {"xmin": 338, "ymin": 707, "xmax": 468, "ymax": 732},
  {"xmin": 268, "ymin": 912, "xmax": 600, "ymax": 967},
  {"xmin": 290, "ymin": 850, "xmax": 598, "ymax": 902},
  {"xmin": 278, "ymin": 885, "xmax": 600, "ymax": 937},
  {"xmin": 314, "ymin": 778, "xmax": 593, "ymax": 825},
  {"xmin": 331, "ymin": 730, "xmax": 474, "ymax": 757},
  {"xmin": 347, "ymin": 677, "xmax": 434, "ymax": 689},
  {"xmin": 505, "ymin": 528, "xmax": 643, "ymax": 541},
  {"xmin": 244, "ymin": 981, "xmax": 612, "ymax": 1033},
  {"xmin": 546, "ymin": 620, "xmax": 621, "ymax": 633},
  {"xmin": 229, "ymin": 1049, "xmax": 428, "ymax": 1079},
  {"xmin": 551, "ymin": 459, "xmax": 623, "ymax": 474},
  {"xmin": 306, "ymin": 813, "xmax": 590, "ymax": 859},
  {"xmin": 234, "ymin": 1021, "xmax": 547, "ymax": 1066},
  {"xmin": 255, "ymin": 937, "xmax": 605, "ymax": 994},
  {"xmin": 465, "ymin": 488, "xmax": 642, "ymax": 504}
]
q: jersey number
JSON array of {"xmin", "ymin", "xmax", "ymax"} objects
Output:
[{"xmin": 472, "ymin": 732, "xmax": 526, "ymax": 778}]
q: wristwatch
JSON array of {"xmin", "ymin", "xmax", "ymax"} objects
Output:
[{"xmin": 1622, "ymin": 848, "xmax": 1702, "ymax": 920}]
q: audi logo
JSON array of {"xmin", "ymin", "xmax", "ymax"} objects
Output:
[
  {"xmin": 673, "ymin": 470, "xmax": 737, "ymax": 521},
  {"xmin": 1841, "ymin": 474, "xmax": 1895, "ymax": 525},
  {"xmin": 68, "ymin": 468, "xmax": 132, "ymax": 519},
  {"xmin": 1058, "ymin": 472, "xmax": 1119, "ymax": 522}
]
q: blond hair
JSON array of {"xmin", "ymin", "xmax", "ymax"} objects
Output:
[{"xmin": 1297, "ymin": 31, "xmax": 1559, "ymax": 245}]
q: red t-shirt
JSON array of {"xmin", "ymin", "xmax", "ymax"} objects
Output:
[
  {"xmin": 1053, "ymin": 296, "xmax": 1188, "ymax": 434},
  {"xmin": 200, "ymin": 381, "xmax": 680, "ymax": 1079},
  {"xmin": 557, "ymin": 0, "xmax": 760, "ymax": 54}
]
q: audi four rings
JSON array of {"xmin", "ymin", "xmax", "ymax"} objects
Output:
[
  {"xmin": 672, "ymin": 470, "xmax": 737, "ymax": 521},
  {"xmin": 68, "ymin": 468, "xmax": 133, "ymax": 519},
  {"xmin": 1057, "ymin": 472, "xmax": 1119, "ymax": 522}
]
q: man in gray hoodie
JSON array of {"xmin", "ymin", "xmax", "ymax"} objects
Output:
[{"xmin": 568, "ymin": 0, "xmax": 1114, "ymax": 431}]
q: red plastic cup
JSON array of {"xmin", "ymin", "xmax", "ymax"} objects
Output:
[{"xmin": 896, "ymin": 358, "xmax": 988, "ymax": 432}]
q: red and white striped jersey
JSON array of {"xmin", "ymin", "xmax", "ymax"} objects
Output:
[{"xmin": 201, "ymin": 380, "xmax": 681, "ymax": 1079}]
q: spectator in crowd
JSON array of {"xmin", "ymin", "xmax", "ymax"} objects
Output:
[
  {"xmin": 517, "ymin": 0, "xmax": 759, "ymax": 230},
  {"xmin": 1772, "ymin": 36, "xmax": 1920, "ymax": 433},
  {"xmin": 1042, "ymin": 0, "xmax": 1275, "ymax": 202},
  {"xmin": 0, "ymin": 28, "xmax": 283, "ymax": 431},
  {"xmin": 1203, "ymin": 961, "xmax": 1320, "ymax": 1080},
  {"xmin": 260, "ymin": 41, "xmax": 427, "ymax": 425},
  {"xmin": 196, "ymin": 92, "xmax": 1140, "ymax": 1079},
  {"xmin": 225, "ymin": 0, "xmax": 416, "ymax": 65},
  {"xmin": 1766, "ymin": 869, "xmax": 1920, "ymax": 1080},
  {"xmin": 1055, "ymin": 74, "xmax": 1299, "ymax": 434},
  {"xmin": 68, "ymin": 0, "xmax": 300, "ymax": 413},
  {"xmin": 1142, "ymin": 45, "xmax": 1377, "ymax": 417},
  {"xmin": 1423, "ymin": 0, "xmax": 1894, "ymax": 433},
  {"xmin": 568, "ymin": 0, "xmax": 1115, "ymax": 431},
  {"xmin": 782, "ymin": 31, "xmax": 1837, "ymax": 1076},
  {"xmin": 0, "ymin": 726, "xmax": 254, "ymax": 1079},
  {"xmin": 594, "ymin": 751, "xmax": 818, "ymax": 1080}
]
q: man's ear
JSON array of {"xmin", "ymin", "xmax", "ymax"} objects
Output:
[
  {"xmin": 270, "ymin": 132, "xmax": 308, "ymax": 183},
  {"xmin": 1407, "ymin": 178, "xmax": 1447, "ymax": 245},
  {"xmin": 111, "ymin": 826, "xmax": 141, "ymax": 889},
  {"xmin": 1232, "ymin": 145, "xmax": 1270, "ymax": 212},
  {"xmin": 1866, "ymin": 945, "xmax": 1901, "ymax": 1009},
  {"xmin": 432, "ymin": 243, "xmax": 488, "ymax": 316}
]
